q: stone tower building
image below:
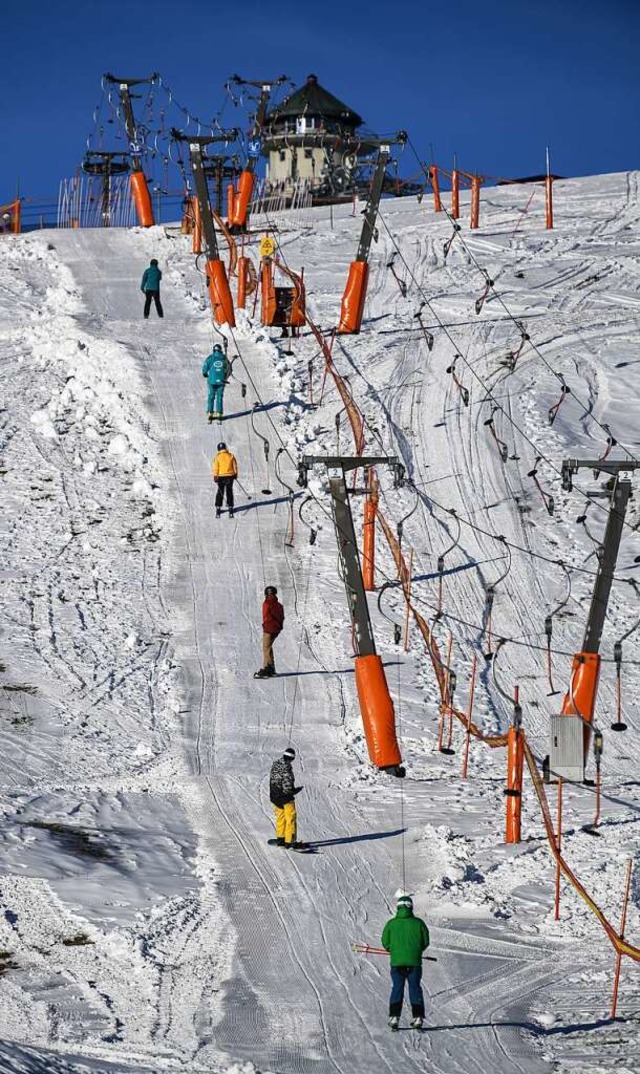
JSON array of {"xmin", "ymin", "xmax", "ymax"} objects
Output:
[{"xmin": 262, "ymin": 74, "xmax": 378, "ymax": 199}]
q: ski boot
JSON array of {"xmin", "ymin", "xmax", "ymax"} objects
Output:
[
  {"xmin": 215, "ymin": 507, "xmax": 221, "ymax": 519},
  {"xmin": 207, "ymin": 413, "xmax": 214, "ymax": 424},
  {"xmin": 228, "ymin": 508, "xmax": 234, "ymax": 518},
  {"xmin": 388, "ymin": 1016, "xmax": 399, "ymax": 1032},
  {"xmin": 411, "ymin": 1016, "xmax": 424, "ymax": 1030}
]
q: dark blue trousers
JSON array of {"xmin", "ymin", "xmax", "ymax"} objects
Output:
[{"xmin": 389, "ymin": 965, "xmax": 425, "ymax": 1018}]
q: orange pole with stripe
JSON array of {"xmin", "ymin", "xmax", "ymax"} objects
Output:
[
  {"xmin": 429, "ymin": 166, "xmax": 442, "ymax": 212},
  {"xmin": 505, "ymin": 724, "xmax": 524, "ymax": 843},
  {"xmin": 451, "ymin": 170, "xmax": 460, "ymax": 219},
  {"xmin": 545, "ymin": 176, "xmax": 554, "ymax": 230},
  {"xmin": 470, "ymin": 175, "xmax": 481, "ymax": 229}
]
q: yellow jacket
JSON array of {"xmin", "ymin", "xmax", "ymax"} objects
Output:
[{"xmin": 213, "ymin": 450, "xmax": 238, "ymax": 479}]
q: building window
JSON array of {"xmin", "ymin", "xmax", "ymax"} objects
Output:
[
  {"xmin": 279, "ymin": 150, "xmax": 286, "ymax": 162},
  {"xmin": 304, "ymin": 149, "xmax": 313, "ymax": 159}
]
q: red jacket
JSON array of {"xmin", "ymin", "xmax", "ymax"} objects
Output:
[{"xmin": 262, "ymin": 594, "xmax": 284, "ymax": 635}]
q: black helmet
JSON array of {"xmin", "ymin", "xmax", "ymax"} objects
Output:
[
  {"xmin": 150, "ymin": 258, "xmax": 158, "ymax": 266},
  {"xmin": 217, "ymin": 442, "xmax": 227, "ymax": 451},
  {"xmin": 213, "ymin": 343, "xmax": 223, "ymax": 351},
  {"xmin": 264, "ymin": 585, "xmax": 277, "ymax": 596}
]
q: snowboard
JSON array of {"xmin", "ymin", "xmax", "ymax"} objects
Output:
[{"xmin": 266, "ymin": 838, "xmax": 315, "ymax": 854}]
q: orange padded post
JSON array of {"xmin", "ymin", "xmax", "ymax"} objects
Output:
[
  {"xmin": 237, "ymin": 255, "xmax": 249, "ymax": 308},
  {"xmin": 130, "ymin": 171, "xmax": 154, "ymax": 228},
  {"xmin": 192, "ymin": 197, "xmax": 202, "ymax": 254},
  {"xmin": 227, "ymin": 184, "xmax": 236, "ymax": 224},
  {"xmin": 290, "ymin": 267, "xmax": 306, "ymax": 327},
  {"xmin": 229, "ymin": 170, "xmax": 255, "ymax": 229},
  {"xmin": 561, "ymin": 651, "xmax": 601, "ymax": 756},
  {"xmin": 451, "ymin": 169, "xmax": 460, "ymax": 219},
  {"xmin": 261, "ymin": 259, "xmax": 277, "ymax": 325},
  {"xmin": 429, "ymin": 166, "xmax": 442, "ymax": 212},
  {"xmin": 206, "ymin": 258, "xmax": 235, "ymax": 327},
  {"xmin": 470, "ymin": 175, "xmax": 481, "ymax": 230},
  {"xmin": 354, "ymin": 654, "xmax": 402, "ymax": 769},
  {"xmin": 505, "ymin": 725, "xmax": 524, "ymax": 843},
  {"xmin": 337, "ymin": 261, "xmax": 370, "ymax": 334},
  {"xmin": 362, "ymin": 471, "xmax": 378, "ymax": 591}
]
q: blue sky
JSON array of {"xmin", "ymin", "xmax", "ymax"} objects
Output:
[{"xmin": 3, "ymin": 0, "xmax": 639, "ymax": 207}]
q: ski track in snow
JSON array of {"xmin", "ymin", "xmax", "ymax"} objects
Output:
[{"xmin": 0, "ymin": 172, "xmax": 639, "ymax": 1073}]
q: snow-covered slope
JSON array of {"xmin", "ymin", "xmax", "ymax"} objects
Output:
[{"xmin": 0, "ymin": 172, "xmax": 638, "ymax": 1073}]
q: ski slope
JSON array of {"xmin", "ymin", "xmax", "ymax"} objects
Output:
[{"xmin": 0, "ymin": 171, "xmax": 639, "ymax": 1073}]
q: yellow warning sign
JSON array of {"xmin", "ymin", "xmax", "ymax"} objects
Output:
[{"xmin": 259, "ymin": 236, "xmax": 276, "ymax": 259}]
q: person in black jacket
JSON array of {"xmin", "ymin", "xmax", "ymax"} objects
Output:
[{"xmin": 269, "ymin": 747, "xmax": 305, "ymax": 849}]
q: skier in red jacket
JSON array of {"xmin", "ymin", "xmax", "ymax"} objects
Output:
[{"xmin": 255, "ymin": 585, "xmax": 284, "ymax": 678}]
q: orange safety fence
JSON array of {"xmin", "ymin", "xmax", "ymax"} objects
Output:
[
  {"xmin": 212, "ymin": 209, "xmax": 238, "ymax": 278},
  {"xmin": 0, "ymin": 199, "xmax": 21, "ymax": 234},
  {"xmin": 316, "ymin": 334, "xmax": 638, "ymax": 961},
  {"xmin": 525, "ymin": 743, "xmax": 640, "ymax": 961},
  {"xmin": 272, "ymin": 258, "xmax": 306, "ymax": 327},
  {"xmin": 380, "ymin": 506, "xmax": 640, "ymax": 960},
  {"xmin": 303, "ymin": 313, "xmax": 365, "ymax": 456}
]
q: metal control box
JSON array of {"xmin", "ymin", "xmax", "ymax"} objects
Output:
[{"xmin": 550, "ymin": 715, "xmax": 584, "ymax": 782}]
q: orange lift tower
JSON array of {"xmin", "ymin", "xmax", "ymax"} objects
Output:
[
  {"xmin": 226, "ymin": 74, "xmax": 290, "ymax": 234},
  {"xmin": 337, "ymin": 132, "xmax": 407, "ymax": 335},
  {"xmin": 104, "ymin": 73, "xmax": 158, "ymax": 227},
  {"xmin": 172, "ymin": 131, "xmax": 239, "ymax": 327},
  {"xmin": 550, "ymin": 457, "xmax": 640, "ymax": 782},
  {"xmin": 298, "ymin": 454, "xmax": 406, "ymax": 776}
]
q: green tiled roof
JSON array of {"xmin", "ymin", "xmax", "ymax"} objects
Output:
[{"xmin": 269, "ymin": 75, "xmax": 363, "ymax": 128}]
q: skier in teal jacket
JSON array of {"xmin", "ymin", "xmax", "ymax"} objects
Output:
[
  {"xmin": 202, "ymin": 344, "xmax": 231, "ymax": 421},
  {"xmin": 381, "ymin": 895, "xmax": 430, "ymax": 1031},
  {"xmin": 140, "ymin": 259, "xmax": 163, "ymax": 319}
]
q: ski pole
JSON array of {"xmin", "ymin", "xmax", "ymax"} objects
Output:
[
  {"xmin": 236, "ymin": 478, "xmax": 253, "ymax": 501},
  {"xmin": 351, "ymin": 943, "xmax": 437, "ymax": 962}
]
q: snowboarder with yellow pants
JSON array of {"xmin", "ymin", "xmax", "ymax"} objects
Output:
[{"xmin": 269, "ymin": 747, "xmax": 305, "ymax": 849}]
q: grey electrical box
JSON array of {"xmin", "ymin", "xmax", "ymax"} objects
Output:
[{"xmin": 550, "ymin": 715, "xmax": 584, "ymax": 782}]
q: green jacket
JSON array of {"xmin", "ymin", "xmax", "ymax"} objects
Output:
[{"xmin": 381, "ymin": 906, "xmax": 430, "ymax": 967}]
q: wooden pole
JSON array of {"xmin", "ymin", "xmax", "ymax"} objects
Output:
[
  {"xmin": 403, "ymin": 547, "xmax": 414, "ymax": 650},
  {"xmin": 611, "ymin": 859, "xmax": 633, "ymax": 1018},
  {"xmin": 554, "ymin": 779, "xmax": 563, "ymax": 920},
  {"xmin": 461, "ymin": 653, "xmax": 477, "ymax": 779}
]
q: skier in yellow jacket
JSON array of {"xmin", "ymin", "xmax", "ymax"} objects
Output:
[{"xmin": 212, "ymin": 442, "xmax": 238, "ymax": 518}]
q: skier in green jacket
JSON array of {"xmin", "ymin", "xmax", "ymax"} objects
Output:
[{"xmin": 381, "ymin": 894, "xmax": 430, "ymax": 1031}]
